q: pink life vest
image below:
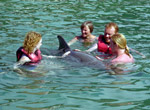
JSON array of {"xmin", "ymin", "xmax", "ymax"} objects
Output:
[
  {"xmin": 16, "ymin": 47, "xmax": 42, "ymax": 65},
  {"xmin": 97, "ymin": 35, "xmax": 112, "ymax": 54}
]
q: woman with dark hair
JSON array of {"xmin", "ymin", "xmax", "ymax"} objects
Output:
[{"xmin": 68, "ymin": 21, "xmax": 96, "ymax": 46}]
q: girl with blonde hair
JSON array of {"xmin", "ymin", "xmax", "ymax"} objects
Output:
[
  {"xmin": 16, "ymin": 31, "xmax": 42, "ymax": 66},
  {"xmin": 110, "ymin": 33, "xmax": 134, "ymax": 64}
]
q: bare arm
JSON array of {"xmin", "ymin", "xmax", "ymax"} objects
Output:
[
  {"xmin": 129, "ymin": 48, "xmax": 146, "ymax": 58},
  {"xmin": 68, "ymin": 37, "xmax": 78, "ymax": 46},
  {"xmin": 18, "ymin": 56, "xmax": 31, "ymax": 65},
  {"xmin": 14, "ymin": 56, "xmax": 31, "ymax": 69},
  {"xmin": 42, "ymin": 51, "xmax": 71, "ymax": 59},
  {"xmin": 85, "ymin": 43, "xmax": 98, "ymax": 53}
]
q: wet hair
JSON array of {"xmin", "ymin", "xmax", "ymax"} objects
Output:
[
  {"xmin": 105, "ymin": 22, "xmax": 119, "ymax": 33},
  {"xmin": 111, "ymin": 33, "xmax": 131, "ymax": 57},
  {"xmin": 81, "ymin": 21, "xmax": 94, "ymax": 33},
  {"xmin": 23, "ymin": 31, "xmax": 42, "ymax": 54}
]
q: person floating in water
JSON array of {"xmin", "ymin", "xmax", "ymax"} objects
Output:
[
  {"xmin": 86, "ymin": 22, "xmax": 118, "ymax": 54},
  {"xmin": 68, "ymin": 21, "xmax": 97, "ymax": 46},
  {"xmin": 96, "ymin": 33, "xmax": 134, "ymax": 63},
  {"xmin": 103, "ymin": 33, "xmax": 135, "ymax": 75},
  {"xmin": 86, "ymin": 22, "xmax": 145, "ymax": 59},
  {"xmin": 109, "ymin": 33, "xmax": 134, "ymax": 64},
  {"xmin": 15, "ymin": 31, "xmax": 42, "ymax": 66}
]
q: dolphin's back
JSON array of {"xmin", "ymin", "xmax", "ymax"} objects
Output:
[
  {"xmin": 57, "ymin": 35, "xmax": 106, "ymax": 70},
  {"xmin": 57, "ymin": 35, "xmax": 70, "ymax": 52},
  {"xmin": 71, "ymin": 51, "xmax": 106, "ymax": 69}
]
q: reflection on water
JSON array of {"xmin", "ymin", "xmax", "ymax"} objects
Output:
[{"xmin": 0, "ymin": 0, "xmax": 150, "ymax": 109}]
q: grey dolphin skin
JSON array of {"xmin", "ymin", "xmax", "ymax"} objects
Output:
[{"xmin": 57, "ymin": 35, "xmax": 106, "ymax": 70}]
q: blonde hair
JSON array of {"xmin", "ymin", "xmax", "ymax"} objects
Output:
[
  {"xmin": 105, "ymin": 22, "xmax": 119, "ymax": 33},
  {"xmin": 23, "ymin": 31, "xmax": 42, "ymax": 54},
  {"xmin": 111, "ymin": 33, "xmax": 130, "ymax": 57}
]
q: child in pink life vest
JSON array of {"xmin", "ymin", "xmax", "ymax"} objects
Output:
[{"xmin": 16, "ymin": 31, "xmax": 42, "ymax": 66}]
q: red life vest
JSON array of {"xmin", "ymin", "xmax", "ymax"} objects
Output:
[
  {"xmin": 97, "ymin": 35, "xmax": 112, "ymax": 54},
  {"xmin": 16, "ymin": 47, "xmax": 42, "ymax": 65}
]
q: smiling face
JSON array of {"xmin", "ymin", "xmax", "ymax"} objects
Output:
[
  {"xmin": 80, "ymin": 21, "xmax": 93, "ymax": 38},
  {"xmin": 81, "ymin": 26, "xmax": 91, "ymax": 38},
  {"xmin": 104, "ymin": 27, "xmax": 116, "ymax": 44}
]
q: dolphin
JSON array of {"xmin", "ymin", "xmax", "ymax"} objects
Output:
[{"xmin": 57, "ymin": 35, "xmax": 106, "ymax": 70}]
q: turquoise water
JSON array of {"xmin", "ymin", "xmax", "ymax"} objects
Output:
[{"xmin": 1, "ymin": 0, "xmax": 150, "ymax": 110}]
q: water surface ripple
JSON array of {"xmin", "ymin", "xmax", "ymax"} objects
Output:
[{"xmin": 0, "ymin": 0, "xmax": 150, "ymax": 110}]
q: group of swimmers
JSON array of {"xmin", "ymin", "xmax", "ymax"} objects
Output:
[
  {"xmin": 68, "ymin": 21, "xmax": 134, "ymax": 64},
  {"xmin": 15, "ymin": 21, "xmax": 135, "ymax": 69}
]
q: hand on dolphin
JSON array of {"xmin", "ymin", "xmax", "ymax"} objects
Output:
[
  {"xmin": 73, "ymin": 49, "xmax": 81, "ymax": 51},
  {"xmin": 42, "ymin": 51, "xmax": 71, "ymax": 59},
  {"xmin": 95, "ymin": 56, "xmax": 104, "ymax": 61}
]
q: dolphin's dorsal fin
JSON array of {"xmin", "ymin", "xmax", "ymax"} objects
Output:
[{"xmin": 57, "ymin": 35, "xmax": 70, "ymax": 52}]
